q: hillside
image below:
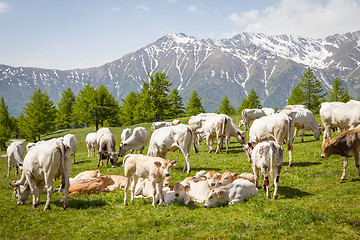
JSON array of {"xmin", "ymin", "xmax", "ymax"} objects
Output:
[{"xmin": 1, "ymin": 31, "xmax": 360, "ymax": 116}]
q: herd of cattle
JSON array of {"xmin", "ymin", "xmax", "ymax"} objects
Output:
[{"xmin": 5, "ymin": 100, "xmax": 360, "ymax": 210}]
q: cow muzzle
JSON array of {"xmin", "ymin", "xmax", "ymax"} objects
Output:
[{"xmin": 165, "ymin": 174, "xmax": 170, "ymax": 177}]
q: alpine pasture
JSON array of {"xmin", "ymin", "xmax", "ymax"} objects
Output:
[{"xmin": 1, "ymin": 116, "xmax": 359, "ymax": 239}]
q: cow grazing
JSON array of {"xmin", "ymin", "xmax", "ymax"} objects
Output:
[
  {"xmin": 85, "ymin": 132, "xmax": 98, "ymax": 157},
  {"xmin": 63, "ymin": 134, "xmax": 77, "ymax": 164},
  {"xmin": 279, "ymin": 109, "xmax": 322, "ymax": 142},
  {"xmin": 321, "ymin": 127, "xmax": 360, "ymax": 181},
  {"xmin": 163, "ymin": 182, "xmax": 191, "ymax": 205},
  {"xmin": 7, "ymin": 141, "xmax": 25, "ymax": 177},
  {"xmin": 123, "ymin": 154, "xmax": 178, "ymax": 207},
  {"xmin": 96, "ymin": 128, "xmax": 118, "ymax": 168},
  {"xmin": 69, "ymin": 170, "xmax": 101, "ymax": 185},
  {"xmin": 119, "ymin": 127, "xmax": 149, "ymax": 157},
  {"xmin": 11, "ymin": 139, "xmax": 72, "ymax": 210},
  {"xmin": 147, "ymin": 124, "xmax": 197, "ymax": 173},
  {"xmin": 240, "ymin": 108, "xmax": 274, "ymax": 130},
  {"xmin": 221, "ymin": 115, "xmax": 246, "ymax": 153},
  {"xmin": 244, "ymin": 141, "xmax": 283, "ymax": 199},
  {"xmin": 69, "ymin": 175, "xmax": 115, "ymax": 196},
  {"xmin": 320, "ymin": 101, "xmax": 360, "ymax": 143},
  {"xmin": 249, "ymin": 113, "xmax": 294, "ymax": 167},
  {"xmin": 204, "ymin": 178, "xmax": 259, "ymax": 208},
  {"xmin": 121, "ymin": 128, "xmax": 133, "ymax": 143}
]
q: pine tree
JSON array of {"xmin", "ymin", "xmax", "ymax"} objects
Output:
[
  {"xmin": 327, "ymin": 76, "xmax": 351, "ymax": 102},
  {"xmin": 73, "ymin": 84, "xmax": 97, "ymax": 128},
  {"xmin": 186, "ymin": 91, "xmax": 205, "ymax": 116},
  {"xmin": 299, "ymin": 67, "xmax": 325, "ymax": 112},
  {"xmin": 133, "ymin": 82, "xmax": 155, "ymax": 124},
  {"xmin": 96, "ymin": 85, "xmax": 120, "ymax": 127},
  {"xmin": 121, "ymin": 91, "xmax": 139, "ymax": 126},
  {"xmin": 0, "ymin": 97, "xmax": 11, "ymax": 150},
  {"xmin": 288, "ymin": 85, "xmax": 306, "ymax": 105},
  {"xmin": 167, "ymin": 88, "xmax": 185, "ymax": 118},
  {"xmin": 246, "ymin": 89, "xmax": 262, "ymax": 109},
  {"xmin": 216, "ymin": 95, "xmax": 236, "ymax": 115},
  {"xmin": 57, "ymin": 87, "xmax": 76, "ymax": 129},
  {"xmin": 18, "ymin": 88, "xmax": 56, "ymax": 141},
  {"xmin": 148, "ymin": 72, "xmax": 172, "ymax": 121},
  {"xmin": 237, "ymin": 98, "xmax": 249, "ymax": 114}
]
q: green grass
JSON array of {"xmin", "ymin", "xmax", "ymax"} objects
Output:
[{"xmin": 1, "ymin": 116, "xmax": 359, "ymax": 239}]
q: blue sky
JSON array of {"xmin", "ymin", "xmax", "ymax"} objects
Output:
[{"xmin": 1, "ymin": 0, "xmax": 359, "ymax": 70}]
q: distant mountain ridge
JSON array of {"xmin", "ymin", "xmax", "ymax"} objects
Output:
[{"xmin": 1, "ymin": 31, "xmax": 359, "ymax": 116}]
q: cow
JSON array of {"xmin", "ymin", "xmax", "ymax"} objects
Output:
[
  {"xmin": 147, "ymin": 124, "xmax": 198, "ymax": 173},
  {"xmin": 321, "ymin": 126, "xmax": 360, "ymax": 181},
  {"xmin": 10, "ymin": 138, "xmax": 72, "ymax": 210},
  {"xmin": 134, "ymin": 177, "xmax": 172, "ymax": 199},
  {"xmin": 284, "ymin": 105, "xmax": 307, "ymax": 110},
  {"xmin": 151, "ymin": 120, "xmax": 181, "ymax": 133},
  {"xmin": 320, "ymin": 101, "xmax": 360, "ymax": 143},
  {"xmin": 97, "ymin": 128, "xmax": 118, "ymax": 168},
  {"xmin": 221, "ymin": 115, "xmax": 246, "ymax": 153},
  {"xmin": 239, "ymin": 108, "xmax": 274, "ymax": 130},
  {"xmin": 123, "ymin": 154, "xmax": 178, "ymax": 207},
  {"xmin": 85, "ymin": 132, "xmax": 98, "ymax": 157},
  {"xmin": 204, "ymin": 178, "xmax": 259, "ymax": 208},
  {"xmin": 7, "ymin": 141, "xmax": 25, "ymax": 177},
  {"xmin": 249, "ymin": 112, "xmax": 294, "ymax": 167},
  {"xmin": 218, "ymin": 170, "xmax": 256, "ymax": 186},
  {"xmin": 68, "ymin": 175, "xmax": 115, "ymax": 196},
  {"xmin": 26, "ymin": 142, "xmax": 37, "ymax": 152},
  {"xmin": 243, "ymin": 141, "xmax": 283, "ymax": 199},
  {"xmin": 63, "ymin": 134, "xmax": 77, "ymax": 164},
  {"xmin": 118, "ymin": 127, "xmax": 149, "ymax": 157},
  {"xmin": 279, "ymin": 109, "xmax": 322, "ymax": 142},
  {"xmin": 121, "ymin": 128, "xmax": 133, "ymax": 143},
  {"xmin": 163, "ymin": 182, "xmax": 191, "ymax": 205},
  {"xmin": 107, "ymin": 175, "xmax": 127, "ymax": 191},
  {"xmin": 69, "ymin": 170, "xmax": 101, "ymax": 185}
]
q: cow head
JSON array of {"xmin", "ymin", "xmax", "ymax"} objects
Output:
[
  {"xmin": 321, "ymin": 140, "xmax": 335, "ymax": 158},
  {"xmin": 108, "ymin": 152, "xmax": 119, "ymax": 168},
  {"xmin": 236, "ymin": 130, "xmax": 246, "ymax": 144},
  {"xmin": 218, "ymin": 170, "xmax": 239, "ymax": 186},
  {"xmin": 314, "ymin": 124, "xmax": 322, "ymax": 140},
  {"xmin": 118, "ymin": 143, "xmax": 127, "ymax": 157},
  {"xmin": 173, "ymin": 182, "xmax": 190, "ymax": 198},
  {"xmin": 205, "ymin": 170, "xmax": 221, "ymax": 187},
  {"xmin": 154, "ymin": 159, "xmax": 178, "ymax": 177},
  {"xmin": 192, "ymin": 170, "xmax": 207, "ymax": 182},
  {"xmin": 204, "ymin": 189, "xmax": 225, "ymax": 208},
  {"xmin": 163, "ymin": 176, "xmax": 172, "ymax": 187},
  {"xmin": 11, "ymin": 181, "xmax": 31, "ymax": 205},
  {"xmin": 242, "ymin": 142, "xmax": 257, "ymax": 162}
]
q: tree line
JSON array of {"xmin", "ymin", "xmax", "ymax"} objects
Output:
[{"xmin": 0, "ymin": 69, "xmax": 355, "ymax": 148}]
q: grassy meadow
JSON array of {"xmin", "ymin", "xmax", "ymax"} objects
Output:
[{"xmin": 0, "ymin": 116, "xmax": 359, "ymax": 239}]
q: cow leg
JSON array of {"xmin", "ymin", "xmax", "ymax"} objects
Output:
[
  {"xmin": 150, "ymin": 181, "xmax": 157, "ymax": 207},
  {"xmin": 215, "ymin": 137, "xmax": 223, "ymax": 154},
  {"xmin": 7, "ymin": 157, "xmax": 11, "ymax": 177},
  {"xmin": 44, "ymin": 178, "xmax": 54, "ymax": 211},
  {"xmin": 261, "ymin": 168, "xmax": 270, "ymax": 198},
  {"xmin": 288, "ymin": 149, "xmax": 293, "ymax": 167},
  {"xmin": 273, "ymin": 166, "xmax": 281, "ymax": 200},
  {"xmin": 15, "ymin": 166, "xmax": 19, "ymax": 175},
  {"xmin": 225, "ymin": 136, "xmax": 230, "ymax": 154},
  {"xmin": 73, "ymin": 153, "xmax": 76, "ymax": 164},
  {"xmin": 139, "ymin": 146, "xmax": 145, "ymax": 154},
  {"xmin": 182, "ymin": 153, "xmax": 191, "ymax": 173},
  {"xmin": 354, "ymin": 152, "xmax": 360, "ymax": 179},
  {"xmin": 130, "ymin": 176, "xmax": 138, "ymax": 205},
  {"xmin": 207, "ymin": 137, "xmax": 213, "ymax": 153},
  {"xmin": 97, "ymin": 152, "xmax": 102, "ymax": 167},
  {"xmin": 341, "ymin": 157, "xmax": 349, "ymax": 181},
  {"xmin": 253, "ymin": 166, "xmax": 259, "ymax": 188},
  {"xmin": 301, "ymin": 129, "xmax": 305, "ymax": 143},
  {"xmin": 123, "ymin": 176, "xmax": 132, "ymax": 206},
  {"xmin": 155, "ymin": 182, "xmax": 164, "ymax": 206}
]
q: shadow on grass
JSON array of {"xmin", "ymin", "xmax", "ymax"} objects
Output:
[
  {"xmin": 278, "ymin": 186, "xmax": 312, "ymax": 199},
  {"xmin": 73, "ymin": 159, "xmax": 92, "ymax": 165},
  {"xmin": 283, "ymin": 161, "xmax": 322, "ymax": 167},
  {"xmin": 56, "ymin": 199, "xmax": 108, "ymax": 209}
]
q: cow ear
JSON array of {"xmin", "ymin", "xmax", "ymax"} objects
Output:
[
  {"xmin": 154, "ymin": 162, "xmax": 162, "ymax": 168},
  {"xmin": 233, "ymin": 173, "xmax": 239, "ymax": 180},
  {"xmin": 171, "ymin": 160, "xmax": 178, "ymax": 166},
  {"xmin": 217, "ymin": 175, "xmax": 221, "ymax": 181},
  {"xmin": 169, "ymin": 185, "xmax": 174, "ymax": 191},
  {"xmin": 184, "ymin": 185, "xmax": 190, "ymax": 191},
  {"xmin": 334, "ymin": 142, "xmax": 338, "ymax": 146},
  {"xmin": 10, "ymin": 181, "xmax": 18, "ymax": 188},
  {"xmin": 168, "ymin": 176, "xmax": 173, "ymax": 182},
  {"xmin": 217, "ymin": 191, "xmax": 223, "ymax": 198}
]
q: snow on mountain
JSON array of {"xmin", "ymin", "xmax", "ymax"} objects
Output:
[{"xmin": 1, "ymin": 31, "xmax": 359, "ymax": 116}]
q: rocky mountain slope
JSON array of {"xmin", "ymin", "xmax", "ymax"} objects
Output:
[{"xmin": 1, "ymin": 31, "xmax": 359, "ymax": 116}]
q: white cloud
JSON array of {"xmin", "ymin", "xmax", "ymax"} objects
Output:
[
  {"xmin": 0, "ymin": 2, "xmax": 9, "ymax": 13},
  {"xmin": 227, "ymin": 0, "xmax": 360, "ymax": 38},
  {"xmin": 188, "ymin": 5, "xmax": 205, "ymax": 14},
  {"xmin": 137, "ymin": 5, "xmax": 150, "ymax": 11}
]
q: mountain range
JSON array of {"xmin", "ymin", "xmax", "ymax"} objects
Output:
[{"xmin": 1, "ymin": 31, "xmax": 360, "ymax": 116}]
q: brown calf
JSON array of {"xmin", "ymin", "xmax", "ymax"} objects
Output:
[{"xmin": 69, "ymin": 175, "xmax": 115, "ymax": 195}]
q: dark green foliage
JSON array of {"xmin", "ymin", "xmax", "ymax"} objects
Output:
[
  {"xmin": 167, "ymin": 88, "xmax": 185, "ymax": 118},
  {"xmin": 18, "ymin": 88, "xmax": 56, "ymax": 141},
  {"xmin": 237, "ymin": 89, "xmax": 261, "ymax": 113},
  {"xmin": 327, "ymin": 76, "xmax": 352, "ymax": 102},
  {"xmin": 120, "ymin": 91, "xmax": 140, "ymax": 126},
  {"xmin": 148, "ymin": 72, "xmax": 172, "ymax": 121},
  {"xmin": 186, "ymin": 91, "xmax": 205, "ymax": 116},
  {"xmin": 0, "ymin": 97, "xmax": 11, "ymax": 150},
  {"xmin": 56, "ymin": 87, "xmax": 76, "ymax": 129},
  {"xmin": 288, "ymin": 68, "xmax": 325, "ymax": 112},
  {"xmin": 216, "ymin": 95, "xmax": 236, "ymax": 115}
]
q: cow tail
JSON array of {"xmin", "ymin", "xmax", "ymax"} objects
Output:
[
  {"xmin": 123, "ymin": 154, "xmax": 131, "ymax": 166},
  {"xmin": 287, "ymin": 117, "xmax": 294, "ymax": 151},
  {"xmin": 57, "ymin": 140, "xmax": 66, "ymax": 189},
  {"xmin": 190, "ymin": 128, "xmax": 199, "ymax": 153}
]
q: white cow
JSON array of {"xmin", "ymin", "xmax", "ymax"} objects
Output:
[
  {"xmin": 123, "ymin": 154, "xmax": 177, "ymax": 207},
  {"xmin": 243, "ymin": 141, "xmax": 283, "ymax": 199},
  {"xmin": 147, "ymin": 124, "xmax": 198, "ymax": 173},
  {"xmin": 151, "ymin": 122, "xmax": 174, "ymax": 133},
  {"xmin": 249, "ymin": 113, "xmax": 294, "ymax": 167},
  {"xmin": 320, "ymin": 101, "xmax": 360, "ymax": 143},
  {"xmin": 163, "ymin": 182, "xmax": 191, "ymax": 205},
  {"xmin": 240, "ymin": 108, "xmax": 274, "ymax": 130},
  {"xmin": 7, "ymin": 141, "xmax": 25, "ymax": 177},
  {"xmin": 96, "ymin": 128, "xmax": 118, "ymax": 168},
  {"xmin": 85, "ymin": 132, "xmax": 98, "ymax": 157},
  {"xmin": 121, "ymin": 128, "xmax": 133, "ymax": 143},
  {"xmin": 279, "ymin": 109, "xmax": 321, "ymax": 142},
  {"xmin": 118, "ymin": 127, "xmax": 149, "ymax": 157},
  {"xmin": 133, "ymin": 176, "xmax": 172, "ymax": 198},
  {"xmin": 218, "ymin": 170, "xmax": 256, "ymax": 186},
  {"xmin": 63, "ymin": 134, "xmax": 77, "ymax": 164},
  {"xmin": 204, "ymin": 178, "xmax": 259, "ymax": 208},
  {"xmin": 284, "ymin": 105, "xmax": 307, "ymax": 110},
  {"xmin": 11, "ymin": 138, "xmax": 72, "ymax": 210},
  {"xmin": 69, "ymin": 170, "xmax": 101, "ymax": 185}
]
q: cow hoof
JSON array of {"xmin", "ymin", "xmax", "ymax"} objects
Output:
[
  {"xmin": 273, "ymin": 195, "xmax": 278, "ymax": 200},
  {"xmin": 63, "ymin": 204, "xmax": 68, "ymax": 209},
  {"xmin": 44, "ymin": 206, "xmax": 51, "ymax": 211}
]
